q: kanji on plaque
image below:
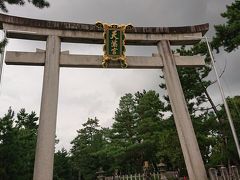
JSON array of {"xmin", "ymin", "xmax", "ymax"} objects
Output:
[{"xmin": 108, "ymin": 29, "xmax": 121, "ymax": 56}]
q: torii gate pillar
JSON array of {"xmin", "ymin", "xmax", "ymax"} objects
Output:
[
  {"xmin": 158, "ymin": 40, "xmax": 208, "ymax": 180},
  {"xmin": 33, "ymin": 36, "xmax": 61, "ymax": 180}
]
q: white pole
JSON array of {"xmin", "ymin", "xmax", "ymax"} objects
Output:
[
  {"xmin": 204, "ymin": 36, "xmax": 240, "ymax": 159},
  {"xmin": 0, "ymin": 30, "xmax": 6, "ymax": 89}
]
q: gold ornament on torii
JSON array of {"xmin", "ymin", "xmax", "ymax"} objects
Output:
[{"xmin": 96, "ymin": 22, "xmax": 133, "ymax": 68}]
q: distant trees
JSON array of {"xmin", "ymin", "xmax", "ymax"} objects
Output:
[
  {"xmin": 70, "ymin": 117, "xmax": 105, "ymax": 179},
  {"xmin": 68, "ymin": 95, "xmax": 240, "ymax": 179},
  {"xmin": 54, "ymin": 148, "xmax": 72, "ymax": 180},
  {"xmin": 0, "ymin": 108, "xmax": 38, "ymax": 179},
  {"xmin": 1, "ymin": 95, "xmax": 240, "ymax": 179},
  {"xmin": 211, "ymin": 96, "xmax": 240, "ymax": 166},
  {"xmin": 108, "ymin": 91, "xmax": 166, "ymax": 173}
]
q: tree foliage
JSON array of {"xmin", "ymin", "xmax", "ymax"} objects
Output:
[
  {"xmin": 70, "ymin": 117, "xmax": 105, "ymax": 179},
  {"xmin": 213, "ymin": 96, "xmax": 240, "ymax": 165},
  {"xmin": 1, "ymin": 93, "xmax": 240, "ymax": 179},
  {"xmin": 54, "ymin": 148, "xmax": 72, "ymax": 180},
  {"xmin": 0, "ymin": 0, "xmax": 49, "ymax": 13},
  {"xmin": 0, "ymin": 108, "xmax": 38, "ymax": 179},
  {"xmin": 0, "ymin": 0, "xmax": 50, "ymax": 53},
  {"xmin": 213, "ymin": 0, "xmax": 240, "ymax": 52}
]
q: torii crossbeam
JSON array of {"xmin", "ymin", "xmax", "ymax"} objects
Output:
[{"xmin": 0, "ymin": 13, "xmax": 209, "ymax": 180}]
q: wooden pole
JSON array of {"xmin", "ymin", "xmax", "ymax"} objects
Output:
[
  {"xmin": 33, "ymin": 36, "xmax": 61, "ymax": 180},
  {"xmin": 157, "ymin": 40, "xmax": 207, "ymax": 180}
]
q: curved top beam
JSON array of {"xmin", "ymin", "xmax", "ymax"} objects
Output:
[
  {"xmin": 0, "ymin": 13, "xmax": 209, "ymax": 45},
  {"xmin": 0, "ymin": 13, "xmax": 209, "ymax": 34}
]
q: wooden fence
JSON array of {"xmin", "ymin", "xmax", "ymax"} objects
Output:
[
  {"xmin": 100, "ymin": 166, "xmax": 240, "ymax": 180},
  {"xmin": 208, "ymin": 165, "xmax": 240, "ymax": 180},
  {"xmin": 104, "ymin": 171, "xmax": 178, "ymax": 180}
]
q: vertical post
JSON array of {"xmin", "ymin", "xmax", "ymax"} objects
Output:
[
  {"xmin": 157, "ymin": 40, "xmax": 208, "ymax": 180},
  {"xmin": 78, "ymin": 170, "xmax": 81, "ymax": 180},
  {"xmin": 0, "ymin": 30, "xmax": 6, "ymax": 89},
  {"xmin": 208, "ymin": 168, "xmax": 218, "ymax": 180},
  {"xmin": 33, "ymin": 35, "xmax": 61, "ymax": 180}
]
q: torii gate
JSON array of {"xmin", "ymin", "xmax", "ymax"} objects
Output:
[{"xmin": 0, "ymin": 13, "xmax": 209, "ymax": 180}]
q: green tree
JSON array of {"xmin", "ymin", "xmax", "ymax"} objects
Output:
[
  {"xmin": 71, "ymin": 117, "xmax": 104, "ymax": 180},
  {"xmin": 109, "ymin": 93, "xmax": 138, "ymax": 173},
  {"xmin": 175, "ymin": 44, "xmax": 212, "ymax": 115},
  {"xmin": 107, "ymin": 91, "xmax": 166, "ymax": 174},
  {"xmin": 156, "ymin": 117, "xmax": 184, "ymax": 171},
  {"xmin": 0, "ymin": 108, "xmax": 38, "ymax": 180},
  {"xmin": 109, "ymin": 93, "xmax": 138, "ymax": 172},
  {"xmin": 0, "ymin": 0, "xmax": 50, "ymax": 53},
  {"xmin": 112, "ymin": 93, "xmax": 137, "ymax": 147},
  {"xmin": 0, "ymin": 108, "xmax": 16, "ymax": 179},
  {"xmin": 210, "ymin": 96, "xmax": 240, "ymax": 166},
  {"xmin": 54, "ymin": 148, "xmax": 72, "ymax": 180},
  {"xmin": 213, "ymin": 0, "xmax": 240, "ymax": 52},
  {"xmin": 135, "ymin": 90, "xmax": 164, "ymax": 166},
  {"xmin": 0, "ymin": 0, "xmax": 49, "ymax": 13}
]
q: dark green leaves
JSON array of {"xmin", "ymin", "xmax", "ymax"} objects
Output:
[
  {"xmin": 0, "ymin": 0, "xmax": 49, "ymax": 13},
  {"xmin": 213, "ymin": 0, "xmax": 240, "ymax": 52}
]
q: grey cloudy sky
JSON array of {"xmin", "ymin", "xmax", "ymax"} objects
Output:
[{"xmin": 0, "ymin": 0, "xmax": 239, "ymax": 150}]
